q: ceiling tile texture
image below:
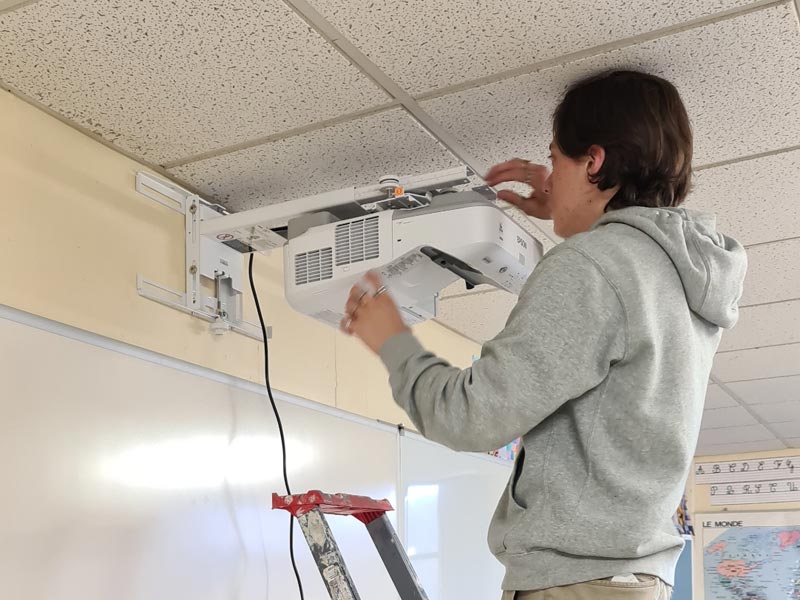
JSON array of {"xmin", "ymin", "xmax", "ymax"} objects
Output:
[
  {"xmin": 0, "ymin": 0, "xmax": 388, "ymax": 163},
  {"xmin": 307, "ymin": 0, "xmax": 756, "ymax": 95}
]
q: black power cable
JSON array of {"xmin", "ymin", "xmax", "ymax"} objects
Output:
[{"xmin": 248, "ymin": 253, "xmax": 305, "ymax": 600}]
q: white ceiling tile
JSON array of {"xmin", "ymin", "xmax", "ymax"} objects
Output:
[
  {"xmin": 739, "ymin": 239, "xmax": 800, "ymax": 307},
  {"xmin": 435, "ymin": 290, "xmax": 518, "ymax": 343},
  {"xmin": 423, "ymin": 67, "xmax": 568, "ymax": 177},
  {"xmin": 421, "ymin": 5, "xmax": 800, "ymax": 172},
  {"xmin": 705, "ymin": 384, "xmax": 738, "ymax": 410},
  {"xmin": 701, "ymin": 406, "xmax": 758, "ymax": 429},
  {"xmin": 718, "ymin": 300, "xmax": 800, "ymax": 353},
  {"xmin": 695, "ymin": 439, "xmax": 786, "ymax": 457},
  {"xmin": 697, "ymin": 424, "xmax": 776, "ymax": 446},
  {"xmin": 0, "ymin": 0, "xmax": 388, "ymax": 163},
  {"xmin": 308, "ymin": 0, "xmax": 752, "ymax": 95},
  {"xmin": 748, "ymin": 402, "xmax": 800, "ymax": 424},
  {"xmin": 727, "ymin": 376, "xmax": 800, "ymax": 405},
  {"xmin": 713, "ymin": 343, "xmax": 800, "ymax": 383},
  {"xmin": 170, "ymin": 109, "xmax": 461, "ymax": 210},
  {"xmin": 771, "ymin": 421, "xmax": 800, "ymax": 438},
  {"xmin": 691, "ymin": 150, "xmax": 800, "ymax": 246}
]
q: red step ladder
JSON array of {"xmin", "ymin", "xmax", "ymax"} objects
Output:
[{"xmin": 273, "ymin": 490, "xmax": 429, "ymax": 600}]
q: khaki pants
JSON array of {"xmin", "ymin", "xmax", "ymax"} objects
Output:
[{"xmin": 501, "ymin": 575, "xmax": 672, "ymax": 599}]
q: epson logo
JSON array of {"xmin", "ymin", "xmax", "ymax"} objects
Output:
[{"xmin": 516, "ymin": 235, "xmax": 527, "ymax": 249}]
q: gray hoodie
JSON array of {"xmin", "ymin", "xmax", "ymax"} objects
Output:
[{"xmin": 379, "ymin": 206, "xmax": 747, "ymax": 591}]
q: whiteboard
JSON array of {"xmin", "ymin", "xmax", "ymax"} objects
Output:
[
  {"xmin": 400, "ymin": 434, "xmax": 510, "ymax": 600},
  {"xmin": 0, "ymin": 305, "xmax": 511, "ymax": 600}
]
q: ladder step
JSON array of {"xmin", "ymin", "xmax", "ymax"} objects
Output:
[{"xmin": 273, "ymin": 490, "xmax": 394, "ymax": 523}]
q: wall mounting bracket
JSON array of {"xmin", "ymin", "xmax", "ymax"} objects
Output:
[{"xmin": 134, "ymin": 172, "xmax": 269, "ymax": 342}]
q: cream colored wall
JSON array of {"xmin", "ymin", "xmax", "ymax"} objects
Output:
[
  {"xmin": 0, "ymin": 89, "xmax": 481, "ymax": 424},
  {"xmin": 335, "ymin": 321, "xmax": 479, "ymax": 424}
]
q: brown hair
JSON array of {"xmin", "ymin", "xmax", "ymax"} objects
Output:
[{"xmin": 553, "ymin": 70, "xmax": 693, "ymax": 210}]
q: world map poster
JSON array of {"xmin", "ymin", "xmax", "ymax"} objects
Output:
[{"xmin": 697, "ymin": 511, "xmax": 800, "ymax": 599}]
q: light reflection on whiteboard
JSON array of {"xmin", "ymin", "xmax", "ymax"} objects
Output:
[
  {"xmin": 100, "ymin": 435, "xmax": 313, "ymax": 490},
  {"xmin": 407, "ymin": 484, "xmax": 440, "ymax": 600}
]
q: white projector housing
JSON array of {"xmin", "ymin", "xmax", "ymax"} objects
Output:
[{"xmin": 284, "ymin": 191, "xmax": 543, "ymax": 328}]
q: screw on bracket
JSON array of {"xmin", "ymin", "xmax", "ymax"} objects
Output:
[
  {"xmin": 189, "ymin": 203, "xmax": 198, "ymax": 214},
  {"xmin": 189, "ymin": 265, "xmax": 198, "ymax": 275}
]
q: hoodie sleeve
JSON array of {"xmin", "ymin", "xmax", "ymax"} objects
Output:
[{"xmin": 378, "ymin": 245, "xmax": 628, "ymax": 452}]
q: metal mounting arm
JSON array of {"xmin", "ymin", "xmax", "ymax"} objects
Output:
[
  {"xmin": 134, "ymin": 172, "xmax": 268, "ymax": 342},
  {"xmin": 199, "ymin": 166, "xmax": 475, "ymax": 252}
]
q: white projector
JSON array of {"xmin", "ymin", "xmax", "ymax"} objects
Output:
[{"xmin": 283, "ymin": 191, "xmax": 543, "ymax": 328}]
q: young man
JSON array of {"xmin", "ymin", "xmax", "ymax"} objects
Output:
[{"xmin": 341, "ymin": 70, "xmax": 747, "ymax": 599}]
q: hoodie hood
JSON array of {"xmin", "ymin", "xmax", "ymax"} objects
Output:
[{"xmin": 593, "ymin": 206, "xmax": 747, "ymax": 328}]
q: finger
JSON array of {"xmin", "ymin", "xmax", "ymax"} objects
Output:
[
  {"xmin": 339, "ymin": 317, "xmax": 354, "ymax": 335},
  {"xmin": 346, "ymin": 283, "xmax": 370, "ymax": 312},
  {"xmin": 485, "ymin": 158, "xmax": 530, "ymax": 182},
  {"xmin": 486, "ymin": 157, "xmax": 528, "ymax": 177},
  {"xmin": 363, "ymin": 271, "xmax": 384, "ymax": 292},
  {"xmin": 347, "ymin": 282, "xmax": 368, "ymax": 304},
  {"xmin": 490, "ymin": 163, "xmax": 550, "ymax": 187},
  {"xmin": 345, "ymin": 295, "xmax": 364, "ymax": 318},
  {"xmin": 345, "ymin": 290, "xmax": 363, "ymax": 316},
  {"xmin": 486, "ymin": 166, "xmax": 532, "ymax": 187},
  {"xmin": 488, "ymin": 162, "xmax": 550, "ymax": 187}
]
